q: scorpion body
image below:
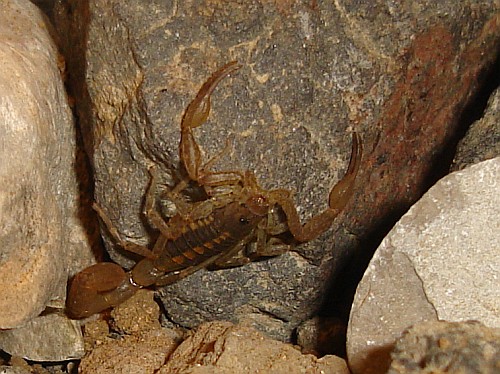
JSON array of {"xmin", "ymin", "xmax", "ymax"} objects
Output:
[
  {"xmin": 67, "ymin": 194, "xmax": 269, "ymax": 318},
  {"xmin": 66, "ymin": 61, "xmax": 362, "ymax": 319}
]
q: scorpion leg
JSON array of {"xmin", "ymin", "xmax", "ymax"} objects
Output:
[
  {"xmin": 247, "ymin": 229, "xmax": 290, "ymax": 259},
  {"xmin": 209, "ymin": 241, "xmax": 251, "ymax": 268},
  {"xmin": 145, "ymin": 168, "xmax": 227, "ymax": 239},
  {"xmin": 143, "ymin": 167, "xmax": 179, "ymax": 243},
  {"xmin": 271, "ymin": 132, "xmax": 362, "ymax": 242},
  {"xmin": 93, "ymin": 203, "xmax": 155, "ymax": 259},
  {"xmin": 180, "ymin": 61, "xmax": 245, "ymax": 187}
]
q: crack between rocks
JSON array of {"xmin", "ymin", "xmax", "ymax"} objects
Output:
[{"xmin": 252, "ymin": 305, "xmax": 290, "ymax": 324}]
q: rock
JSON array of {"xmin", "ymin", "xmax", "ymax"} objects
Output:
[
  {"xmin": 0, "ymin": 357, "xmax": 35, "ymax": 374},
  {"xmin": 0, "ymin": 367, "xmax": 31, "ymax": 374},
  {"xmin": 78, "ymin": 290, "xmax": 183, "ymax": 374},
  {"xmin": 452, "ymin": 86, "xmax": 500, "ymax": 171},
  {"xmin": 0, "ymin": 314, "xmax": 84, "ymax": 361},
  {"xmin": 53, "ymin": 0, "xmax": 500, "ymax": 341},
  {"xmin": 296, "ymin": 316, "xmax": 347, "ymax": 357},
  {"xmin": 79, "ymin": 319, "xmax": 347, "ymax": 373},
  {"xmin": 347, "ymin": 157, "xmax": 500, "ymax": 374},
  {"xmin": 0, "ymin": 0, "xmax": 93, "ymax": 329},
  {"xmin": 387, "ymin": 321, "xmax": 500, "ymax": 374},
  {"xmin": 79, "ymin": 327, "xmax": 181, "ymax": 374},
  {"xmin": 30, "ymin": 1, "xmax": 56, "ymax": 19},
  {"xmin": 158, "ymin": 321, "xmax": 349, "ymax": 373},
  {"xmin": 0, "ymin": 0, "xmax": 95, "ymax": 362},
  {"xmin": 110, "ymin": 289, "xmax": 161, "ymax": 335}
]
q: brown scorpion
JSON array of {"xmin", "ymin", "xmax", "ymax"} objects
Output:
[{"xmin": 66, "ymin": 61, "xmax": 362, "ymax": 319}]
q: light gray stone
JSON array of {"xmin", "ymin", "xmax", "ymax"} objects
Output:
[
  {"xmin": 0, "ymin": 314, "xmax": 84, "ymax": 361},
  {"xmin": 0, "ymin": 0, "xmax": 92, "ymax": 362},
  {"xmin": 347, "ymin": 157, "xmax": 500, "ymax": 374}
]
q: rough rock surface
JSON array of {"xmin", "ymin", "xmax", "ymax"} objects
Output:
[
  {"xmin": 452, "ymin": 86, "xmax": 500, "ymax": 171},
  {"xmin": 0, "ymin": 0, "xmax": 93, "ymax": 361},
  {"xmin": 0, "ymin": 0, "xmax": 93, "ymax": 330},
  {"xmin": 77, "ymin": 291, "xmax": 346, "ymax": 373},
  {"xmin": 159, "ymin": 321, "xmax": 349, "ymax": 374},
  {"xmin": 79, "ymin": 327, "xmax": 181, "ymax": 374},
  {"xmin": 0, "ymin": 314, "xmax": 84, "ymax": 361},
  {"xmin": 78, "ymin": 290, "xmax": 183, "ymax": 373},
  {"xmin": 387, "ymin": 321, "xmax": 500, "ymax": 374},
  {"xmin": 0, "ymin": 367, "xmax": 31, "ymax": 374},
  {"xmin": 347, "ymin": 157, "xmax": 500, "ymax": 374},
  {"xmin": 53, "ymin": 0, "xmax": 500, "ymax": 342}
]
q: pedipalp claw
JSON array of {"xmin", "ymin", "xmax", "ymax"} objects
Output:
[
  {"xmin": 180, "ymin": 61, "xmax": 242, "ymax": 183},
  {"xmin": 181, "ymin": 61, "xmax": 242, "ymax": 131},
  {"xmin": 328, "ymin": 132, "xmax": 362, "ymax": 210}
]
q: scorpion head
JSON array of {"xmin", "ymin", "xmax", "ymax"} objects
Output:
[
  {"xmin": 217, "ymin": 194, "xmax": 269, "ymax": 238},
  {"xmin": 245, "ymin": 194, "xmax": 269, "ymax": 216}
]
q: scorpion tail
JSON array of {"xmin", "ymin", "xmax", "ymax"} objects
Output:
[{"xmin": 66, "ymin": 262, "xmax": 140, "ymax": 319}]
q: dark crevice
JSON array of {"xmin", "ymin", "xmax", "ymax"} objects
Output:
[
  {"xmin": 427, "ymin": 49, "xmax": 500, "ymax": 183},
  {"xmin": 317, "ymin": 48, "xmax": 500, "ymax": 357}
]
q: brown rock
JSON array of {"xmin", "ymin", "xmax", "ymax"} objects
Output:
[
  {"xmin": 79, "ymin": 290, "xmax": 185, "ymax": 374},
  {"xmin": 79, "ymin": 328, "xmax": 180, "ymax": 374},
  {"xmin": 159, "ymin": 321, "xmax": 349, "ymax": 373},
  {"xmin": 78, "ymin": 290, "xmax": 184, "ymax": 373},
  {"xmin": 110, "ymin": 289, "xmax": 160, "ymax": 335}
]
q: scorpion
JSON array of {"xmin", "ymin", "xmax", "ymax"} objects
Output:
[{"xmin": 66, "ymin": 61, "xmax": 362, "ymax": 319}]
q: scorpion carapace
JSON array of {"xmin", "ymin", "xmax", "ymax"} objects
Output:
[{"xmin": 66, "ymin": 61, "xmax": 363, "ymax": 319}]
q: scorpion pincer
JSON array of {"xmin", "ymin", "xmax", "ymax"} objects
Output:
[{"xmin": 66, "ymin": 61, "xmax": 363, "ymax": 319}]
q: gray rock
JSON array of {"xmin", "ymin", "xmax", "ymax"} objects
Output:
[
  {"xmin": 452, "ymin": 86, "xmax": 500, "ymax": 171},
  {"xmin": 53, "ymin": 0, "xmax": 500, "ymax": 342},
  {"xmin": 347, "ymin": 157, "xmax": 500, "ymax": 374},
  {"xmin": 0, "ymin": 0, "xmax": 93, "ymax": 329},
  {"xmin": 55, "ymin": 0, "xmax": 368, "ymax": 340},
  {"xmin": 388, "ymin": 321, "xmax": 500, "ymax": 374},
  {"xmin": 0, "ymin": 314, "xmax": 84, "ymax": 361}
]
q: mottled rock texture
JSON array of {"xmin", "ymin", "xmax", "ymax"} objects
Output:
[
  {"xmin": 159, "ymin": 321, "xmax": 349, "ymax": 374},
  {"xmin": 78, "ymin": 290, "xmax": 183, "ymax": 373},
  {"xmin": 388, "ymin": 321, "xmax": 500, "ymax": 374},
  {"xmin": 0, "ymin": 0, "xmax": 93, "ymax": 330},
  {"xmin": 452, "ymin": 86, "xmax": 500, "ymax": 171},
  {"xmin": 0, "ymin": 314, "xmax": 84, "ymax": 361},
  {"xmin": 78, "ymin": 292, "xmax": 347, "ymax": 373},
  {"xmin": 347, "ymin": 157, "xmax": 500, "ymax": 374},
  {"xmin": 0, "ymin": 0, "xmax": 94, "ymax": 361}
]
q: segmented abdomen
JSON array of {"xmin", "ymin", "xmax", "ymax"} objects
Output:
[{"xmin": 154, "ymin": 215, "xmax": 238, "ymax": 272}]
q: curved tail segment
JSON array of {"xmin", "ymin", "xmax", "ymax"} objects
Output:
[{"xmin": 66, "ymin": 262, "xmax": 140, "ymax": 319}]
